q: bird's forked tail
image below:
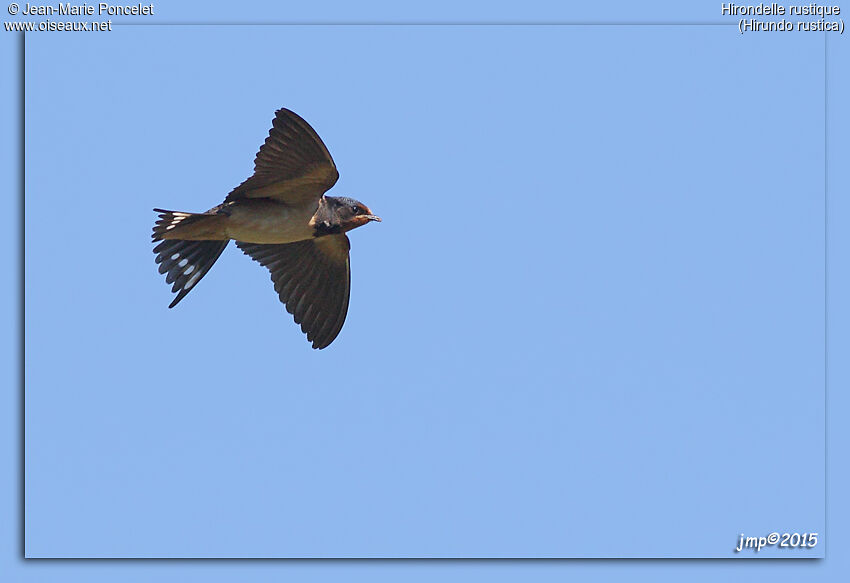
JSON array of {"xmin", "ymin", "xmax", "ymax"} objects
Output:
[{"xmin": 152, "ymin": 209, "xmax": 229, "ymax": 308}]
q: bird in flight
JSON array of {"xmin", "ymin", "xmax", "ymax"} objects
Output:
[{"xmin": 151, "ymin": 108, "xmax": 380, "ymax": 349}]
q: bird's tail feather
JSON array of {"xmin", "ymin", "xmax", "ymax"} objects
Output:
[
  {"xmin": 152, "ymin": 208, "xmax": 226, "ymax": 241},
  {"xmin": 152, "ymin": 235, "xmax": 229, "ymax": 308}
]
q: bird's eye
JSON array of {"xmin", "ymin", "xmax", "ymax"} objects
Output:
[{"xmin": 352, "ymin": 206, "xmax": 361, "ymax": 215}]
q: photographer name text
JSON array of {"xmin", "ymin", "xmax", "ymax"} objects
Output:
[{"xmin": 18, "ymin": 2, "xmax": 152, "ymax": 16}]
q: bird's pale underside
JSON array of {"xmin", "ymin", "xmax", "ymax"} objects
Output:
[{"xmin": 151, "ymin": 108, "xmax": 380, "ymax": 349}]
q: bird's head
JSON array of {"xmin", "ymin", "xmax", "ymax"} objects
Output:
[{"xmin": 333, "ymin": 197, "xmax": 381, "ymax": 232}]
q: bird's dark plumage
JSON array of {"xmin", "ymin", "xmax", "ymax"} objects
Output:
[
  {"xmin": 236, "ymin": 235, "xmax": 351, "ymax": 349},
  {"xmin": 151, "ymin": 108, "xmax": 379, "ymax": 348},
  {"xmin": 225, "ymin": 108, "xmax": 339, "ymax": 207},
  {"xmin": 152, "ymin": 235, "xmax": 229, "ymax": 308}
]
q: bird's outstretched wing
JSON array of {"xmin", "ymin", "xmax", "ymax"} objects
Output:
[
  {"xmin": 225, "ymin": 108, "xmax": 339, "ymax": 208},
  {"xmin": 236, "ymin": 235, "xmax": 351, "ymax": 349}
]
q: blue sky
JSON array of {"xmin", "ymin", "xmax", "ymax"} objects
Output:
[{"xmin": 3, "ymin": 0, "xmax": 849, "ymax": 580}]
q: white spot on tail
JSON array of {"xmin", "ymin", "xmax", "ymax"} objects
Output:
[
  {"xmin": 165, "ymin": 214, "xmax": 188, "ymax": 230},
  {"xmin": 184, "ymin": 271, "xmax": 202, "ymax": 290},
  {"xmin": 184, "ymin": 265, "xmax": 195, "ymax": 275},
  {"xmin": 171, "ymin": 253, "xmax": 180, "ymax": 260},
  {"xmin": 178, "ymin": 259, "xmax": 188, "ymax": 267}
]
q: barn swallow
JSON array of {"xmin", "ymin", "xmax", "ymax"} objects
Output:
[{"xmin": 151, "ymin": 108, "xmax": 380, "ymax": 349}]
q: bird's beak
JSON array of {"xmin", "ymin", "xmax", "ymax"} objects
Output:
[{"xmin": 363, "ymin": 214, "xmax": 382, "ymax": 223}]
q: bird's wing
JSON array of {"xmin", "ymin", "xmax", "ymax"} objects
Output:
[
  {"xmin": 236, "ymin": 235, "xmax": 351, "ymax": 349},
  {"xmin": 225, "ymin": 108, "xmax": 340, "ymax": 208}
]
